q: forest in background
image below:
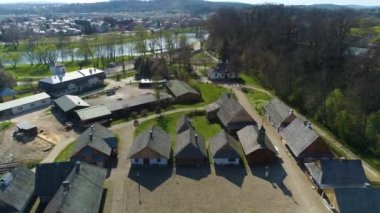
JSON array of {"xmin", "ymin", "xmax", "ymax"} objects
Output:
[{"xmin": 207, "ymin": 6, "xmax": 380, "ymax": 162}]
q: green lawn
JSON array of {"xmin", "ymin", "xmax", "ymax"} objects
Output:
[
  {"xmin": 240, "ymin": 72, "xmax": 260, "ymax": 86},
  {"xmin": 0, "ymin": 122, "xmax": 12, "ymax": 131},
  {"xmin": 54, "ymin": 142, "xmax": 75, "ymax": 162},
  {"xmin": 5, "ymin": 64, "xmax": 51, "ymax": 78},
  {"xmin": 191, "ymin": 115, "xmax": 222, "ymax": 140},
  {"xmin": 244, "ymin": 88, "xmax": 271, "ymax": 115}
]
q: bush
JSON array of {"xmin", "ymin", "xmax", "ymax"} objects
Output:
[
  {"xmin": 140, "ymin": 109, "xmax": 149, "ymax": 117},
  {"xmin": 131, "ymin": 111, "xmax": 138, "ymax": 119},
  {"xmin": 188, "ymin": 110, "xmax": 205, "ymax": 117}
]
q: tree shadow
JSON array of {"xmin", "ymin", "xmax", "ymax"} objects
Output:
[
  {"xmin": 175, "ymin": 165, "xmax": 211, "ymax": 180},
  {"xmin": 250, "ymin": 159, "xmax": 293, "ymax": 198},
  {"xmin": 214, "ymin": 165, "xmax": 247, "ymax": 187},
  {"xmin": 127, "ymin": 166, "xmax": 172, "ymax": 191}
]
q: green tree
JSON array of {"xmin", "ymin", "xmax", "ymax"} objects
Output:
[
  {"xmin": 134, "ymin": 25, "xmax": 148, "ymax": 56},
  {"xmin": 366, "ymin": 111, "xmax": 380, "ymax": 151}
]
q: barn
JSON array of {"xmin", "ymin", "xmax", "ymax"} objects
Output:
[
  {"xmin": 129, "ymin": 126, "xmax": 171, "ymax": 166},
  {"xmin": 75, "ymin": 105, "xmax": 112, "ymax": 127},
  {"xmin": 53, "ymin": 95, "xmax": 90, "ymax": 118},
  {"xmin": 237, "ymin": 125, "xmax": 277, "ymax": 165},
  {"xmin": 165, "ymin": 80, "xmax": 200, "ymax": 104}
]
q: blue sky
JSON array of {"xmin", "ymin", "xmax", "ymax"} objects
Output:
[{"xmin": 0, "ymin": 0, "xmax": 379, "ymax": 6}]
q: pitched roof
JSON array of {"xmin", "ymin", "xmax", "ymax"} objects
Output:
[
  {"xmin": 129, "ymin": 126, "xmax": 171, "ymax": 159},
  {"xmin": 72, "ymin": 123, "xmax": 115, "ymax": 157},
  {"xmin": 174, "ymin": 128, "xmax": 207, "ymax": 158},
  {"xmin": 35, "ymin": 162, "xmax": 75, "ymax": 198},
  {"xmin": 280, "ymin": 118, "xmax": 319, "ymax": 157},
  {"xmin": 176, "ymin": 115, "xmax": 192, "ymax": 133},
  {"xmin": 43, "ymin": 162, "xmax": 107, "ymax": 213},
  {"xmin": 209, "ymin": 130, "xmax": 242, "ymax": 159},
  {"xmin": 39, "ymin": 68, "xmax": 105, "ymax": 85},
  {"xmin": 166, "ymin": 80, "xmax": 199, "ymax": 98},
  {"xmin": 75, "ymin": 105, "xmax": 111, "ymax": 121},
  {"xmin": 237, "ymin": 125, "xmax": 277, "ymax": 155},
  {"xmin": 333, "ymin": 188, "xmax": 380, "ymax": 213},
  {"xmin": 0, "ymin": 166, "xmax": 35, "ymax": 212},
  {"xmin": 0, "ymin": 92, "xmax": 50, "ymax": 112},
  {"xmin": 304, "ymin": 159, "xmax": 368, "ymax": 189},
  {"xmin": 0, "ymin": 88, "xmax": 15, "ymax": 97},
  {"xmin": 16, "ymin": 121, "xmax": 36, "ymax": 131},
  {"xmin": 54, "ymin": 95, "xmax": 90, "ymax": 112},
  {"xmin": 215, "ymin": 93, "xmax": 254, "ymax": 128},
  {"xmin": 125, "ymin": 92, "xmax": 172, "ymax": 108},
  {"xmin": 264, "ymin": 98, "xmax": 293, "ymax": 128}
]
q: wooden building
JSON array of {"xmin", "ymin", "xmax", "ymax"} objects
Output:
[
  {"xmin": 280, "ymin": 118, "xmax": 332, "ymax": 162},
  {"xmin": 209, "ymin": 130, "xmax": 242, "ymax": 166},
  {"xmin": 237, "ymin": 125, "xmax": 277, "ymax": 165},
  {"xmin": 174, "ymin": 128, "xmax": 208, "ymax": 166},
  {"xmin": 129, "ymin": 126, "xmax": 171, "ymax": 166},
  {"xmin": 0, "ymin": 92, "xmax": 51, "ymax": 118},
  {"xmin": 264, "ymin": 98, "xmax": 296, "ymax": 132},
  {"xmin": 53, "ymin": 95, "xmax": 90, "ymax": 118},
  {"xmin": 75, "ymin": 105, "xmax": 112, "ymax": 128},
  {"xmin": 165, "ymin": 80, "xmax": 201, "ymax": 104}
]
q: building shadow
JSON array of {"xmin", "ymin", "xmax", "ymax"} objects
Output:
[
  {"xmin": 128, "ymin": 166, "xmax": 172, "ymax": 191},
  {"xmin": 250, "ymin": 159, "xmax": 293, "ymax": 198},
  {"xmin": 214, "ymin": 164, "xmax": 247, "ymax": 187},
  {"xmin": 175, "ymin": 165, "xmax": 211, "ymax": 180}
]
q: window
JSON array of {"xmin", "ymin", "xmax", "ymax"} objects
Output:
[
  {"xmin": 134, "ymin": 158, "xmax": 139, "ymax": 163},
  {"xmin": 30, "ymin": 103, "xmax": 35, "ymax": 107},
  {"xmin": 157, "ymin": 158, "xmax": 161, "ymax": 163},
  {"xmin": 228, "ymin": 158, "xmax": 235, "ymax": 162},
  {"xmin": 17, "ymin": 106, "xmax": 23, "ymax": 111}
]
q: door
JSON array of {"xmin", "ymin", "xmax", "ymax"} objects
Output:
[{"xmin": 143, "ymin": 158, "xmax": 149, "ymax": 165}]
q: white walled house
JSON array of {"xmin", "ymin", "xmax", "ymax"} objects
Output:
[
  {"xmin": 129, "ymin": 126, "xmax": 171, "ymax": 166},
  {"xmin": 209, "ymin": 130, "xmax": 242, "ymax": 166},
  {"xmin": 38, "ymin": 68, "xmax": 106, "ymax": 98},
  {"xmin": 0, "ymin": 92, "xmax": 51, "ymax": 118},
  {"xmin": 208, "ymin": 63, "xmax": 239, "ymax": 81}
]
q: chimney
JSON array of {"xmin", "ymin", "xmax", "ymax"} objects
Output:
[
  {"xmin": 195, "ymin": 134, "xmax": 198, "ymax": 142},
  {"xmin": 75, "ymin": 161, "xmax": 81, "ymax": 174},
  {"xmin": 89, "ymin": 133, "xmax": 93, "ymax": 141},
  {"xmin": 149, "ymin": 130, "xmax": 153, "ymax": 139},
  {"xmin": 258, "ymin": 126, "xmax": 265, "ymax": 144},
  {"xmin": 307, "ymin": 121, "xmax": 312, "ymax": 129},
  {"xmin": 89, "ymin": 68, "xmax": 93, "ymax": 74},
  {"xmin": 62, "ymin": 180, "xmax": 70, "ymax": 193},
  {"xmin": 289, "ymin": 109, "xmax": 294, "ymax": 115}
]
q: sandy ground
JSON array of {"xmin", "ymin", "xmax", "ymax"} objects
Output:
[{"xmin": 0, "ymin": 108, "xmax": 77, "ymax": 164}]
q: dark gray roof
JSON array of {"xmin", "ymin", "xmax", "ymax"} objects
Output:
[
  {"xmin": 215, "ymin": 93, "xmax": 254, "ymax": 128},
  {"xmin": 44, "ymin": 162, "xmax": 107, "ymax": 213},
  {"xmin": 264, "ymin": 98, "xmax": 293, "ymax": 128},
  {"xmin": 39, "ymin": 68, "xmax": 105, "ymax": 85},
  {"xmin": 166, "ymin": 80, "xmax": 199, "ymax": 98},
  {"xmin": 54, "ymin": 95, "xmax": 89, "ymax": 113},
  {"xmin": 304, "ymin": 159, "xmax": 368, "ymax": 189},
  {"xmin": 16, "ymin": 121, "xmax": 36, "ymax": 131},
  {"xmin": 75, "ymin": 105, "xmax": 111, "ymax": 121},
  {"xmin": 209, "ymin": 130, "xmax": 242, "ymax": 159},
  {"xmin": 280, "ymin": 118, "xmax": 319, "ymax": 157},
  {"xmin": 174, "ymin": 128, "xmax": 207, "ymax": 159},
  {"xmin": 125, "ymin": 92, "xmax": 172, "ymax": 108},
  {"xmin": 333, "ymin": 188, "xmax": 380, "ymax": 213},
  {"xmin": 129, "ymin": 126, "xmax": 171, "ymax": 159},
  {"xmin": 36, "ymin": 162, "xmax": 75, "ymax": 198},
  {"xmin": 72, "ymin": 123, "xmax": 115, "ymax": 157},
  {"xmin": 237, "ymin": 125, "xmax": 277, "ymax": 155},
  {"xmin": 0, "ymin": 166, "xmax": 35, "ymax": 212},
  {"xmin": 205, "ymin": 102, "xmax": 220, "ymax": 113},
  {"xmin": 176, "ymin": 115, "xmax": 192, "ymax": 133}
]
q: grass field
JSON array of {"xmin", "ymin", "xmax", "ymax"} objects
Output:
[
  {"xmin": 191, "ymin": 115, "xmax": 222, "ymax": 140},
  {"xmin": 240, "ymin": 72, "xmax": 260, "ymax": 86},
  {"xmin": 54, "ymin": 142, "xmax": 75, "ymax": 162},
  {"xmin": 244, "ymin": 88, "xmax": 271, "ymax": 115},
  {"xmin": 0, "ymin": 122, "xmax": 12, "ymax": 131}
]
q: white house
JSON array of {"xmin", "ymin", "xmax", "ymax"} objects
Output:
[
  {"xmin": 0, "ymin": 92, "xmax": 51, "ymax": 118},
  {"xmin": 208, "ymin": 63, "xmax": 239, "ymax": 81},
  {"xmin": 209, "ymin": 130, "xmax": 242, "ymax": 166}
]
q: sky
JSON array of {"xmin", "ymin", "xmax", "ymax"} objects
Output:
[{"xmin": 0, "ymin": 0, "xmax": 379, "ymax": 6}]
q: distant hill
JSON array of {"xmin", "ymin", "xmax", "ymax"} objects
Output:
[{"xmin": 0, "ymin": 0, "xmax": 251, "ymax": 15}]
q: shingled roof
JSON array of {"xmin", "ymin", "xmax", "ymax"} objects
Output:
[
  {"xmin": 54, "ymin": 95, "xmax": 90, "ymax": 113},
  {"xmin": 72, "ymin": 123, "xmax": 115, "ymax": 157},
  {"xmin": 237, "ymin": 125, "xmax": 277, "ymax": 155},
  {"xmin": 176, "ymin": 115, "xmax": 192, "ymax": 133},
  {"xmin": 0, "ymin": 166, "xmax": 35, "ymax": 213},
  {"xmin": 43, "ymin": 162, "xmax": 107, "ymax": 213},
  {"xmin": 264, "ymin": 98, "xmax": 293, "ymax": 128},
  {"xmin": 209, "ymin": 130, "xmax": 242, "ymax": 159},
  {"xmin": 35, "ymin": 162, "xmax": 75, "ymax": 199},
  {"xmin": 213, "ymin": 93, "xmax": 255, "ymax": 129},
  {"xmin": 129, "ymin": 126, "xmax": 171, "ymax": 159},
  {"xmin": 166, "ymin": 80, "xmax": 199, "ymax": 98},
  {"xmin": 280, "ymin": 118, "xmax": 319, "ymax": 157},
  {"xmin": 174, "ymin": 128, "xmax": 207, "ymax": 159},
  {"xmin": 75, "ymin": 105, "xmax": 111, "ymax": 121},
  {"xmin": 333, "ymin": 188, "xmax": 380, "ymax": 213},
  {"xmin": 304, "ymin": 159, "xmax": 368, "ymax": 189}
]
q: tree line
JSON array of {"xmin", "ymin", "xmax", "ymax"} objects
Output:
[{"xmin": 207, "ymin": 6, "xmax": 380, "ymax": 157}]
